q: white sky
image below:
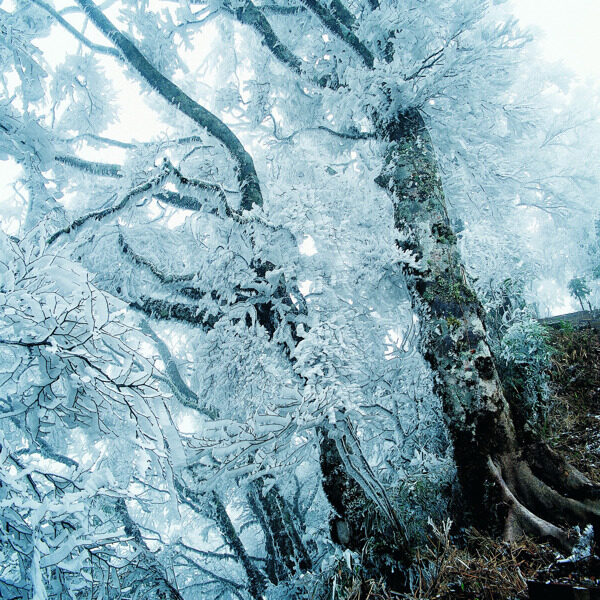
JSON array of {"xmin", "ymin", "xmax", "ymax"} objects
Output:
[
  {"xmin": 507, "ymin": 1, "xmax": 600, "ymax": 313},
  {"xmin": 510, "ymin": 0, "xmax": 600, "ymax": 81}
]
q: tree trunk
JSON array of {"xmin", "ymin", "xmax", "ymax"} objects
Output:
[
  {"xmin": 375, "ymin": 108, "xmax": 600, "ymax": 551},
  {"xmin": 247, "ymin": 480, "xmax": 312, "ymax": 584},
  {"xmin": 319, "ymin": 427, "xmax": 412, "ymax": 589}
]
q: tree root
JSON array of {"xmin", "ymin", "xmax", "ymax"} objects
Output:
[
  {"xmin": 488, "ymin": 457, "xmax": 574, "ymax": 553},
  {"xmin": 526, "ymin": 441, "xmax": 600, "ymax": 500},
  {"xmin": 488, "ymin": 447, "xmax": 600, "ymax": 555}
]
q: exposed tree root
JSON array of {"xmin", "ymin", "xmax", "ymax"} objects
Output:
[
  {"xmin": 488, "ymin": 446, "xmax": 600, "ymax": 555},
  {"xmin": 526, "ymin": 442, "xmax": 600, "ymax": 500},
  {"xmin": 488, "ymin": 456, "xmax": 574, "ymax": 553}
]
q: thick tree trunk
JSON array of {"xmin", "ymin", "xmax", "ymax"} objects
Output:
[{"xmin": 375, "ymin": 109, "xmax": 600, "ymax": 551}]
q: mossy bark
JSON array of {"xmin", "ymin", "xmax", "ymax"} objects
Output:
[
  {"xmin": 376, "ymin": 109, "xmax": 600, "ymax": 550},
  {"xmin": 376, "ymin": 110, "xmax": 513, "ymax": 519}
]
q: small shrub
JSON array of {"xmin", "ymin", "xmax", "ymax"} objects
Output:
[{"xmin": 499, "ymin": 316, "xmax": 554, "ymax": 430}]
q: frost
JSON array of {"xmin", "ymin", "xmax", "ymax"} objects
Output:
[
  {"xmin": 558, "ymin": 524, "xmax": 595, "ymax": 563},
  {"xmin": 1, "ymin": 0, "xmax": 598, "ymax": 597}
]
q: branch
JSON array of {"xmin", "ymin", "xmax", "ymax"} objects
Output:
[
  {"xmin": 61, "ymin": 133, "xmax": 137, "ymax": 149},
  {"xmin": 189, "ymin": 0, "xmax": 305, "ymax": 12},
  {"xmin": 178, "ymin": 540, "xmax": 265, "ymax": 563},
  {"xmin": 328, "ymin": 0, "xmax": 356, "ymax": 30},
  {"xmin": 47, "ymin": 163, "xmax": 171, "ymax": 245},
  {"xmin": 130, "ymin": 295, "xmax": 219, "ymax": 328},
  {"xmin": 403, "ymin": 30, "xmax": 463, "ymax": 82},
  {"xmin": 30, "ymin": 0, "xmax": 122, "ymax": 59},
  {"xmin": 117, "ymin": 232, "xmax": 252, "ymax": 307},
  {"xmin": 176, "ymin": 553, "xmax": 245, "ymax": 594},
  {"xmin": 139, "ymin": 321, "xmax": 218, "ymax": 419},
  {"xmin": 226, "ymin": 0, "xmax": 367, "ymax": 85},
  {"xmin": 259, "ymin": 4, "xmax": 305, "ymax": 14},
  {"xmin": 55, "ymin": 153, "xmax": 123, "ymax": 178},
  {"xmin": 317, "ymin": 125, "xmax": 375, "ymax": 139},
  {"xmin": 232, "ymin": 1, "xmax": 303, "ymax": 76},
  {"xmin": 118, "ymin": 232, "xmax": 195, "ymax": 284},
  {"xmin": 267, "ymin": 114, "xmax": 375, "ymax": 142},
  {"xmin": 165, "ymin": 160, "xmax": 229, "ymax": 207},
  {"xmin": 154, "ymin": 190, "xmax": 204, "ymax": 211},
  {"xmin": 298, "ymin": 0, "xmax": 374, "ymax": 68},
  {"xmin": 61, "ymin": 133, "xmax": 207, "ymax": 149},
  {"xmin": 10, "ymin": 430, "xmax": 80, "ymax": 469},
  {"xmin": 175, "ymin": 481, "xmax": 269, "ymax": 599},
  {"xmin": 76, "ymin": 0, "xmax": 263, "ymax": 211},
  {"xmin": 220, "ymin": 1, "xmax": 339, "ymax": 89},
  {"xmin": 162, "ymin": 160, "xmax": 295, "ymax": 236},
  {"xmin": 114, "ymin": 498, "xmax": 185, "ymax": 600}
]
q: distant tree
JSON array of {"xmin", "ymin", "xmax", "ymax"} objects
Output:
[{"xmin": 568, "ymin": 276, "xmax": 593, "ymax": 311}]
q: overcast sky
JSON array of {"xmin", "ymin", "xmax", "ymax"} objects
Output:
[{"xmin": 510, "ymin": 0, "xmax": 600, "ymax": 81}]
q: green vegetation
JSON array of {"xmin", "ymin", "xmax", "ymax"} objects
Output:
[
  {"xmin": 423, "ymin": 275, "xmax": 477, "ymax": 306},
  {"xmin": 445, "ymin": 316, "xmax": 462, "ymax": 330}
]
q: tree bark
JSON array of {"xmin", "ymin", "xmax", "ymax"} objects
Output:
[
  {"xmin": 247, "ymin": 481, "xmax": 312, "ymax": 583},
  {"xmin": 319, "ymin": 416, "xmax": 410, "ymax": 582},
  {"xmin": 375, "ymin": 108, "xmax": 600, "ymax": 551}
]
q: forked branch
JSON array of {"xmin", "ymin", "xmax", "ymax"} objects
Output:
[{"xmin": 76, "ymin": 0, "xmax": 263, "ymax": 211}]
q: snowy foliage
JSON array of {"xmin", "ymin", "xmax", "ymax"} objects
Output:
[{"xmin": 1, "ymin": 0, "xmax": 599, "ymax": 597}]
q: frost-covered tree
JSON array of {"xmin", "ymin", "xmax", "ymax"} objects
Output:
[
  {"xmin": 1, "ymin": 0, "xmax": 600, "ymax": 597},
  {"xmin": 568, "ymin": 276, "xmax": 592, "ymax": 311}
]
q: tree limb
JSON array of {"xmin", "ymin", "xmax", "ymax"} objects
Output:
[
  {"xmin": 61, "ymin": 133, "xmax": 207, "ymax": 149},
  {"xmin": 327, "ymin": 0, "xmax": 356, "ymax": 30},
  {"xmin": 47, "ymin": 163, "xmax": 171, "ymax": 245},
  {"xmin": 55, "ymin": 153, "xmax": 123, "ymax": 178},
  {"xmin": 114, "ymin": 498, "xmax": 185, "ymax": 600},
  {"xmin": 298, "ymin": 0, "xmax": 374, "ymax": 68},
  {"xmin": 130, "ymin": 295, "xmax": 219, "ymax": 329},
  {"xmin": 232, "ymin": 0, "xmax": 303, "ymax": 76},
  {"xmin": 175, "ymin": 480, "xmax": 269, "ymax": 599},
  {"xmin": 139, "ymin": 320, "xmax": 218, "ymax": 418},
  {"xmin": 154, "ymin": 190, "xmax": 204, "ymax": 211},
  {"xmin": 76, "ymin": 0, "xmax": 263, "ymax": 211},
  {"xmin": 61, "ymin": 133, "xmax": 137, "ymax": 149},
  {"xmin": 258, "ymin": 3, "xmax": 305, "ymax": 15},
  {"xmin": 30, "ymin": 0, "xmax": 122, "ymax": 59}
]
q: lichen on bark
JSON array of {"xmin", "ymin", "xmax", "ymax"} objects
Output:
[{"xmin": 375, "ymin": 108, "xmax": 600, "ymax": 550}]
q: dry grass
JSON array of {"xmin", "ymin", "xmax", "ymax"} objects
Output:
[
  {"xmin": 546, "ymin": 326, "xmax": 600, "ymax": 482},
  {"xmin": 405, "ymin": 523, "xmax": 555, "ymax": 600},
  {"xmin": 326, "ymin": 523, "xmax": 556, "ymax": 600}
]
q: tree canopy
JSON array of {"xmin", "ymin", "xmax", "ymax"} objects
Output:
[{"xmin": 1, "ymin": 0, "xmax": 600, "ymax": 598}]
